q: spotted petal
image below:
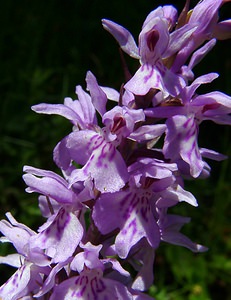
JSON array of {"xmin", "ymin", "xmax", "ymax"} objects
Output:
[
  {"xmin": 163, "ymin": 115, "xmax": 204, "ymax": 177},
  {"xmin": 93, "ymin": 189, "xmax": 160, "ymax": 259},
  {"xmin": 29, "ymin": 207, "xmax": 83, "ymax": 263},
  {"xmin": 66, "ymin": 130, "xmax": 129, "ymax": 193}
]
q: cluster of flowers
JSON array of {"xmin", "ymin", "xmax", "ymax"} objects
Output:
[{"xmin": 1, "ymin": 0, "xmax": 231, "ymax": 299}]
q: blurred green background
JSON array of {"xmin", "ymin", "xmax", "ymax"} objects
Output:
[{"xmin": 0, "ymin": 0, "xmax": 231, "ymax": 299}]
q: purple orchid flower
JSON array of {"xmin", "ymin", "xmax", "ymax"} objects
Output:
[
  {"xmin": 93, "ymin": 187, "xmax": 161, "ymax": 259},
  {"xmin": 50, "ymin": 242, "xmax": 153, "ymax": 300},
  {"xmin": 50, "ymin": 268, "xmax": 153, "ymax": 300},
  {"xmin": 102, "ymin": 6, "xmax": 197, "ymax": 97},
  {"xmin": 0, "ymin": 213, "xmax": 50, "ymax": 299},
  {"xmin": 145, "ymin": 73, "xmax": 229, "ymax": 177},
  {"xmin": 56, "ymin": 129, "xmax": 129, "ymax": 193},
  {"xmin": 1, "ymin": 1, "xmax": 231, "ymax": 298},
  {"xmin": 172, "ymin": 0, "xmax": 231, "ymax": 72},
  {"xmin": 0, "ymin": 213, "xmax": 50, "ymax": 266},
  {"xmin": 32, "ymin": 73, "xmax": 130, "ymax": 193},
  {"xmin": 0, "ymin": 262, "xmax": 48, "ymax": 300},
  {"xmin": 93, "ymin": 157, "xmax": 197, "ymax": 259},
  {"xmin": 102, "ymin": 105, "xmax": 145, "ymax": 141}
]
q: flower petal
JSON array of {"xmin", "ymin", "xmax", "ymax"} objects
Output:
[
  {"xmin": 30, "ymin": 208, "xmax": 83, "ymax": 263},
  {"xmin": 102, "ymin": 19, "xmax": 139, "ymax": 59}
]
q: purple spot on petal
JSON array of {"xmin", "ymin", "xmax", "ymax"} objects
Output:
[
  {"xmin": 141, "ymin": 205, "xmax": 150, "ymax": 223},
  {"xmin": 111, "ymin": 115, "xmax": 126, "ymax": 134},
  {"xmin": 75, "ymin": 275, "xmax": 88, "ymax": 297},
  {"xmin": 90, "ymin": 135, "xmax": 104, "ymax": 151},
  {"xmin": 46, "ymin": 227, "xmax": 51, "ymax": 234},
  {"xmin": 121, "ymin": 229, "xmax": 127, "ymax": 235},
  {"xmin": 59, "ymin": 209, "xmax": 70, "ymax": 228},
  {"xmin": 146, "ymin": 29, "xmax": 159, "ymax": 52},
  {"xmin": 12, "ymin": 273, "xmax": 18, "ymax": 286},
  {"xmin": 202, "ymin": 103, "xmax": 220, "ymax": 113},
  {"xmin": 19, "ymin": 266, "xmax": 26, "ymax": 279},
  {"xmin": 75, "ymin": 277, "xmax": 79, "ymax": 284},
  {"xmin": 96, "ymin": 160, "xmax": 103, "ymax": 168},
  {"xmin": 108, "ymin": 145, "xmax": 116, "ymax": 162},
  {"xmin": 183, "ymin": 117, "xmax": 192, "ymax": 129},
  {"xmin": 122, "ymin": 193, "xmax": 136, "ymax": 219},
  {"xmin": 144, "ymin": 66, "xmax": 154, "ymax": 83}
]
